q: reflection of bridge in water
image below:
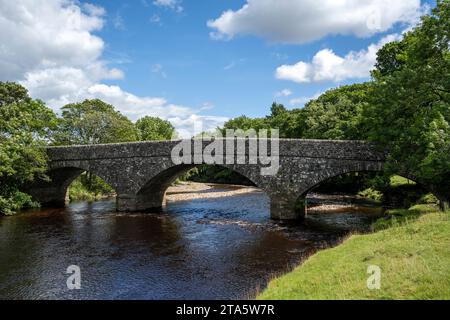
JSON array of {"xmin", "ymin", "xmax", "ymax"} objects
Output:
[{"xmin": 26, "ymin": 139, "xmax": 390, "ymax": 220}]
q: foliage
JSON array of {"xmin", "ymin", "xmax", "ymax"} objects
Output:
[
  {"xmin": 389, "ymin": 175, "xmax": 416, "ymax": 187},
  {"xmin": 68, "ymin": 174, "xmax": 114, "ymax": 202},
  {"xmin": 0, "ymin": 82, "xmax": 57, "ymax": 215},
  {"xmin": 222, "ymin": 84, "xmax": 370, "ymax": 141},
  {"xmin": 53, "ymin": 99, "xmax": 138, "ymax": 145},
  {"xmin": 258, "ymin": 206, "xmax": 450, "ymax": 300},
  {"xmin": 265, "ymin": 103, "xmax": 306, "ymax": 138},
  {"xmin": 418, "ymin": 193, "xmax": 440, "ymax": 205},
  {"xmin": 358, "ymin": 188, "xmax": 383, "ymax": 202},
  {"xmin": 302, "ymin": 84, "xmax": 371, "ymax": 140},
  {"xmin": 222, "ymin": 115, "xmax": 268, "ymax": 134},
  {"xmin": 135, "ymin": 116, "xmax": 177, "ymax": 141},
  {"xmin": 365, "ymin": 1, "xmax": 450, "ymax": 200}
]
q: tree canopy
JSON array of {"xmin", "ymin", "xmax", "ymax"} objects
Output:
[
  {"xmin": 302, "ymin": 84, "xmax": 370, "ymax": 140},
  {"xmin": 0, "ymin": 82, "xmax": 57, "ymax": 215},
  {"xmin": 53, "ymin": 99, "xmax": 138, "ymax": 145},
  {"xmin": 135, "ymin": 116, "xmax": 177, "ymax": 141},
  {"xmin": 365, "ymin": 0, "xmax": 450, "ymax": 198}
]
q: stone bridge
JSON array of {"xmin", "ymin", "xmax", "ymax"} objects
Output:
[{"xmin": 28, "ymin": 139, "xmax": 388, "ymax": 220}]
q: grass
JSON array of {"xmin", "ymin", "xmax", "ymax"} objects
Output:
[
  {"xmin": 257, "ymin": 205, "xmax": 450, "ymax": 300},
  {"xmin": 68, "ymin": 178, "xmax": 105, "ymax": 202},
  {"xmin": 390, "ymin": 175, "xmax": 416, "ymax": 187}
]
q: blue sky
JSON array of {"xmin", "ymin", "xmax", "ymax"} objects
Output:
[{"xmin": 0, "ymin": 0, "xmax": 435, "ymax": 136}]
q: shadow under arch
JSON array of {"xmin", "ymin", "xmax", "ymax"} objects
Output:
[
  {"xmin": 27, "ymin": 166, "xmax": 117, "ymax": 208},
  {"xmin": 130, "ymin": 164, "xmax": 260, "ymax": 212},
  {"xmin": 294, "ymin": 168, "xmax": 436, "ymax": 216}
]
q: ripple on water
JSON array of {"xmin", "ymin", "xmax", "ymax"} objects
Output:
[{"xmin": 0, "ymin": 187, "xmax": 382, "ymax": 300}]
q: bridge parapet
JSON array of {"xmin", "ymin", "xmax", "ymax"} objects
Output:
[
  {"xmin": 28, "ymin": 139, "xmax": 387, "ymax": 220},
  {"xmin": 46, "ymin": 139, "xmax": 385, "ymax": 161}
]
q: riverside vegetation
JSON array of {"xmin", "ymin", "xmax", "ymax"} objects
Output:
[
  {"xmin": 1, "ymin": 2, "xmax": 449, "ymax": 214},
  {"xmin": 258, "ymin": 205, "xmax": 450, "ymax": 300},
  {"xmin": 0, "ymin": 0, "xmax": 449, "ymax": 301}
]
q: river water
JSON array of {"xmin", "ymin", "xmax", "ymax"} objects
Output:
[{"xmin": 0, "ymin": 185, "xmax": 382, "ymax": 300}]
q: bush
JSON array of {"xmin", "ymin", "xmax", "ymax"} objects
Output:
[
  {"xmin": 0, "ymin": 189, "xmax": 39, "ymax": 216},
  {"xmin": 418, "ymin": 193, "xmax": 439, "ymax": 205},
  {"xmin": 358, "ymin": 188, "xmax": 383, "ymax": 202}
]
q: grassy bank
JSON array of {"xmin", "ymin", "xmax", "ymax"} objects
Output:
[{"xmin": 257, "ymin": 205, "xmax": 450, "ymax": 300}]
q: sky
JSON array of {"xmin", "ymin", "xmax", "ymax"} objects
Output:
[{"xmin": 0, "ymin": 0, "xmax": 435, "ymax": 137}]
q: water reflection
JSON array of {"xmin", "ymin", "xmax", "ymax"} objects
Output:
[{"xmin": 0, "ymin": 187, "xmax": 382, "ymax": 300}]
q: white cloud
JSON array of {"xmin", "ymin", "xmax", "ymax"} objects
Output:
[
  {"xmin": 151, "ymin": 64, "xmax": 167, "ymax": 78},
  {"xmin": 170, "ymin": 114, "xmax": 229, "ymax": 139},
  {"xmin": 289, "ymin": 92, "xmax": 323, "ymax": 106},
  {"xmin": 223, "ymin": 59, "xmax": 246, "ymax": 71},
  {"xmin": 153, "ymin": 0, "xmax": 183, "ymax": 13},
  {"xmin": 113, "ymin": 13, "xmax": 125, "ymax": 30},
  {"xmin": 0, "ymin": 0, "xmax": 225, "ymax": 137},
  {"xmin": 208, "ymin": 0, "xmax": 424, "ymax": 44},
  {"xmin": 275, "ymin": 89, "xmax": 292, "ymax": 97},
  {"xmin": 150, "ymin": 14, "xmax": 162, "ymax": 25},
  {"xmin": 223, "ymin": 61, "xmax": 236, "ymax": 71},
  {"xmin": 276, "ymin": 34, "xmax": 401, "ymax": 83},
  {"xmin": 0, "ymin": 0, "xmax": 105, "ymax": 80}
]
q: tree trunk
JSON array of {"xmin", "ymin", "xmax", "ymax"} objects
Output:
[{"xmin": 439, "ymin": 199, "xmax": 449, "ymax": 212}]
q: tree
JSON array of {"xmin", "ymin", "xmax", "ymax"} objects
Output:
[
  {"xmin": 222, "ymin": 115, "xmax": 267, "ymax": 133},
  {"xmin": 54, "ymin": 99, "xmax": 138, "ymax": 145},
  {"xmin": 135, "ymin": 116, "xmax": 177, "ymax": 141},
  {"xmin": 266, "ymin": 103, "xmax": 306, "ymax": 138},
  {"xmin": 0, "ymin": 82, "xmax": 57, "ymax": 215},
  {"xmin": 365, "ymin": 0, "xmax": 450, "ymax": 208},
  {"xmin": 53, "ymin": 99, "xmax": 138, "ymax": 197},
  {"xmin": 302, "ymin": 84, "xmax": 371, "ymax": 140}
]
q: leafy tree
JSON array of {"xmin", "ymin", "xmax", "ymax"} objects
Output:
[
  {"xmin": 222, "ymin": 115, "xmax": 267, "ymax": 133},
  {"xmin": 54, "ymin": 99, "xmax": 138, "ymax": 145},
  {"xmin": 265, "ymin": 103, "xmax": 306, "ymax": 138},
  {"xmin": 135, "ymin": 116, "xmax": 177, "ymax": 141},
  {"xmin": 0, "ymin": 82, "xmax": 57, "ymax": 215},
  {"xmin": 53, "ymin": 99, "xmax": 138, "ymax": 198},
  {"xmin": 365, "ymin": 0, "xmax": 450, "ymax": 207},
  {"xmin": 222, "ymin": 103, "xmax": 305, "ymax": 138},
  {"xmin": 302, "ymin": 84, "xmax": 371, "ymax": 140}
]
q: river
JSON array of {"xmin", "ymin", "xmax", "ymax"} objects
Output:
[{"xmin": 0, "ymin": 184, "xmax": 382, "ymax": 300}]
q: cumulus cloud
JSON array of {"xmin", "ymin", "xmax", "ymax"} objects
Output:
[
  {"xmin": 208, "ymin": 0, "xmax": 423, "ymax": 44},
  {"xmin": 0, "ymin": 0, "xmax": 105, "ymax": 80},
  {"xmin": 276, "ymin": 34, "xmax": 401, "ymax": 83},
  {"xmin": 0, "ymin": 0, "xmax": 225, "ymax": 137}
]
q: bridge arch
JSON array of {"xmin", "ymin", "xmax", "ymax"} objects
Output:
[
  {"xmin": 117, "ymin": 163, "xmax": 265, "ymax": 212},
  {"xmin": 27, "ymin": 165, "xmax": 118, "ymax": 208},
  {"xmin": 292, "ymin": 165, "xmax": 440, "ymax": 219}
]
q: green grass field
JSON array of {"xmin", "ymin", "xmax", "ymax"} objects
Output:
[{"xmin": 257, "ymin": 205, "xmax": 450, "ymax": 300}]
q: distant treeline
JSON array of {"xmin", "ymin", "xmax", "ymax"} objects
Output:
[{"xmin": 1, "ymin": 2, "xmax": 449, "ymax": 214}]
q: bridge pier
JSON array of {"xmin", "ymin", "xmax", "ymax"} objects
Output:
[
  {"xmin": 116, "ymin": 192, "xmax": 166, "ymax": 212},
  {"xmin": 270, "ymin": 196, "xmax": 307, "ymax": 221},
  {"xmin": 27, "ymin": 186, "xmax": 69, "ymax": 208}
]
